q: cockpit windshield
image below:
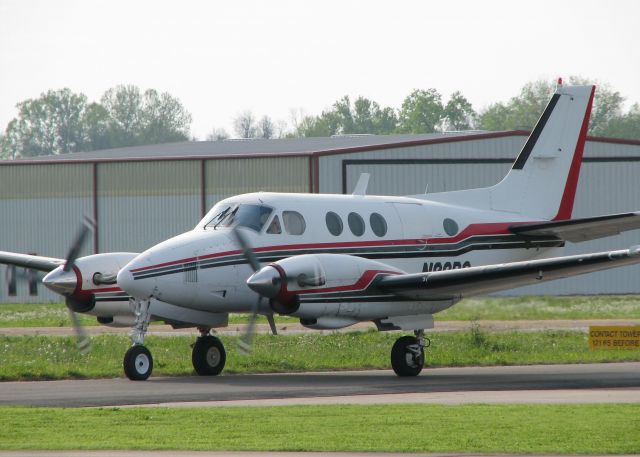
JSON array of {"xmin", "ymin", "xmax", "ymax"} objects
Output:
[{"xmin": 203, "ymin": 204, "xmax": 273, "ymax": 232}]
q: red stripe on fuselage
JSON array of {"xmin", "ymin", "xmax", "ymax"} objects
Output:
[{"xmin": 129, "ymin": 222, "xmax": 528, "ymax": 274}]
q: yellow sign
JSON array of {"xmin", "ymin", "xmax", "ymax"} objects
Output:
[{"xmin": 589, "ymin": 326, "xmax": 640, "ymax": 350}]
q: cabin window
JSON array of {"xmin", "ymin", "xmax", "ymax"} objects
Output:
[
  {"xmin": 325, "ymin": 212, "xmax": 343, "ymax": 236},
  {"xmin": 283, "ymin": 211, "xmax": 306, "ymax": 235},
  {"xmin": 266, "ymin": 215, "xmax": 282, "ymax": 234},
  {"xmin": 443, "ymin": 218, "xmax": 459, "ymax": 236},
  {"xmin": 348, "ymin": 212, "xmax": 365, "ymax": 236},
  {"xmin": 370, "ymin": 213, "xmax": 387, "ymax": 237}
]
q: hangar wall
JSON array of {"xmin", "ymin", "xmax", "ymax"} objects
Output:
[
  {"xmin": 0, "ymin": 155, "xmax": 310, "ymax": 303},
  {"xmin": 2, "ymin": 133, "xmax": 640, "ymax": 302}
]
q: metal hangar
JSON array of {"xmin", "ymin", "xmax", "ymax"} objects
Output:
[{"xmin": 2, "ymin": 130, "xmax": 640, "ymax": 302}]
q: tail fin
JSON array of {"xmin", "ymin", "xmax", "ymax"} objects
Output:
[
  {"xmin": 426, "ymin": 84, "xmax": 595, "ymax": 221},
  {"xmin": 490, "ymin": 83, "xmax": 595, "ymax": 220}
]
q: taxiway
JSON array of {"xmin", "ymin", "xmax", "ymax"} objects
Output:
[{"xmin": 1, "ymin": 362, "xmax": 638, "ymax": 408}]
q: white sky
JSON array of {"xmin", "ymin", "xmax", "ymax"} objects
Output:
[{"xmin": 1, "ymin": 0, "xmax": 639, "ymax": 139}]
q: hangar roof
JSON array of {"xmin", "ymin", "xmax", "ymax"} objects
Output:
[
  {"xmin": 4, "ymin": 131, "xmax": 514, "ymax": 163},
  {"xmin": 3, "ymin": 130, "xmax": 639, "ymax": 164}
]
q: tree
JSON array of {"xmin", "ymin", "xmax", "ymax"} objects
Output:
[
  {"xmin": 100, "ymin": 85, "xmax": 145, "ymax": 147},
  {"xmin": 397, "ymin": 89, "xmax": 444, "ymax": 133},
  {"xmin": 257, "ymin": 115, "xmax": 275, "ymax": 139},
  {"xmin": 2, "ymin": 88, "xmax": 89, "ymax": 157},
  {"xmin": 206, "ymin": 127, "xmax": 229, "ymax": 141},
  {"xmin": 599, "ymin": 103, "xmax": 640, "ymax": 140},
  {"xmin": 82, "ymin": 102, "xmax": 111, "ymax": 151},
  {"xmin": 141, "ymin": 89, "xmax": 192, "ymax": 144},
  {"xmin": 478, "ymin": 77, "xmax": 627, "ymax": 135},
  {"xmin": 234, "ymin": 111, "xmax": 257, "ymax": 138},
  {"xmin": 296, "ymin": 96, "xmax": 397, "ymax": 137},
  {"xmin": 99, "ymin": 85, "xmax": 192, "ymax": 147},
  {"xmin": 443, "ymin": 91, "xmax": 477, "ymax": 131}
]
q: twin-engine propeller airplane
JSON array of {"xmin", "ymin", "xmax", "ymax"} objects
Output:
[{"xmin": 3, "ymin": 82, "xmax": 640, "ymax": 381}]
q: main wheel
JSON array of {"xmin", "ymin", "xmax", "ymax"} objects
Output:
[
  {"xmin": 391, "ymin": 335, "xmax": 424, "ymax": 377},
  {"xmin": 123, "ymin": 345, "xmax": 153, "ymax": 381},
  {"xmin": 192, "ymin": 335, "xmax": 226, "ymax": 376}
]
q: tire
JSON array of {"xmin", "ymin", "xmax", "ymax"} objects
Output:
[
  {"xmin": 391, "ymin": 335, "xmax": 424, "ymax": 377},
  {"xmin": 192, "ymin": 335, "xmax": 226, "ymax": 376},
  {"xmin": 123, "ymin": 345, "xmax": 153, "ymax": 381}
]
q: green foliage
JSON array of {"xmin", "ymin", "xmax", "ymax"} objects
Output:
[
  {"xmin": 599, "ymin": 103, "xmax": 640, "ymax": 140},
  {"xmin": 1, "ymin": 85, "xmax": 192, "ymax": 158},
  {"xmin": 397, "ymin": 88, "xmax": 444, "ymax": 133},
  {"xmin": 443, "ymin": 91, "xmax": 477, "ymax": 131},
  {"xmin": 100, "ymin": 85, "xmax": 192, "ymax": 147},
  {"xmin": 2, "ymin": 89, "xmax": 89, "ymax": 157},
  {"xmin": 478, "ymin": 76, "xmax": 636, "ymax": 139},
  {"xmin": 1, "ymin": 404, "xmax": 639, "ymax": 453},
  {"xmin": 296, "ymin": 95, "xmax": 398, "ymax": 137}
]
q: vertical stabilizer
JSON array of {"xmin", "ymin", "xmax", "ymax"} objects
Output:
[
  {"xmin": 489, "ymin": 84, "xmax": 595, "ymax": 220},
  {"xmin": 425, "ymin": 83, "xmax": 595, "ymax": 222}
]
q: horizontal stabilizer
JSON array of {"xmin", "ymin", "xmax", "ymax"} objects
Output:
[
  {"xmin": 0, "ymin": 251, "xmax": 65, "ymax": 272},
  {"xmin": 510, "ymin": 212, "xmax": 640, "ymax": 242},
  {"xmin": 377, "ymin": 246, "xmax": 640, "ymax": 300}
]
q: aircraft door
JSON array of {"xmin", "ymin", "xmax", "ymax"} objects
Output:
[{"xmin": 391, "ymin": 202, "xmax": 431, "ymax": 239}]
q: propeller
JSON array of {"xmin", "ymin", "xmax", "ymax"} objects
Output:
[
  {"xmin": 232, "ymin": 225, "xmax": 278, "ymax": 354},
  {"xmin": 42, "ymin": 217, "xmax": 95, "ymax": 354},
  {"xmin": 64, "ymin": 218, "xmax": 95, "ymax": 354}
]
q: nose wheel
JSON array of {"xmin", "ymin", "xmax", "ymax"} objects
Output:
[
  {"xmin": 124, "ymin": 298, "xmax": 153, "ymax": 381},
  {"xmin": 391, "ymin": 330, "xmax": 428, "ymax": 377},
  {"xmin": 123, "ymin": 345, "xmax": 153, "ymax": 381}
]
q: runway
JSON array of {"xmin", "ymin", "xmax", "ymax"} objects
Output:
[{"xmin": 1, "ymin": 362, "xmax": 639, "ymax": 408}]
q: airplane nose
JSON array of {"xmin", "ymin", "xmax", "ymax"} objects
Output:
[
  {"xmin": 43, "ymin": 266, "xmax": 78, "ymax": 295},
  {"xmin": 117, "ymin": 261, "xmax": 155, "ymax": 300}
]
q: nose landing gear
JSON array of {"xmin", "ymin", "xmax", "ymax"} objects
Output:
[
  {"xmin": 123, "ymin": 298, "xmax": 153, "ymax": 381},
  {"xmin": 122, "ymin": 302, "xmax": 229, "ymax": 381},
  {"xmin": 390, "ymin": 329, "xmax": 429, "ymax": 377}
]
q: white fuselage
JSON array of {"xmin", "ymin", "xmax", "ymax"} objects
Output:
[{"xmin": 117, "ymin": 191, "xmax": 563, "ymax": 322}]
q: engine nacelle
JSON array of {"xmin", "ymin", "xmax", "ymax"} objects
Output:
[
  {"xmin": 247, "ymin": 253, "xmax": 405, "ymax": 315},
  {"xmin": 49, "ymin": 252, "xmax": 138, "ymax": 316}
]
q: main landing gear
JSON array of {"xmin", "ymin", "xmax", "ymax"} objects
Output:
[
  {"xmin": 123, "ymin": 300, "xmax": 227, "ymax": 381},
  {"xmin": 390, "ymin": 329, "xmax": 429, "ymax": 377}
]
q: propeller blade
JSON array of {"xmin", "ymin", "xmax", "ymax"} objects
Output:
[
  {"xmin": 231, "ymin": 226, "xmax": 261, "ymax": 272},
  {"xmin": 238, "ymin": 296, "xmax": 261, "ymax": 354},
  {"xmin": 66, "ymin": 304, "xmax": 91, "ymax": 354},
  {"xmin": 63, "ymin": 218, "xmax": 94, "ymax": 272},
  {"xmin": 266, "ymin": 314, "xmax": 278, "ymax": 335}
]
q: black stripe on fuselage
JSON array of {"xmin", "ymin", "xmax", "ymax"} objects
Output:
[
  {"xmin": 512, "ymin": 93, "xmax": 561, "ymax": 170},
  {"xmin": 131, "ymin": 235, "xmax": 563, "ymax": 281}
]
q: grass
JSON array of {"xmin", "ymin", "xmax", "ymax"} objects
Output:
[
  {"xmin": 0, "ymin": 404, "xmax": 638, "ymax": 453},
  {"xmin": 1, "ymin": 329, "xmax": 639, "ymax": 381},
  {"xmin": 438, "ymin": 295, "xmax": 640, "ymax": 320},
  {"xmin": 2, "ymin": 295, "xmax": 639, "ymax": 328}
]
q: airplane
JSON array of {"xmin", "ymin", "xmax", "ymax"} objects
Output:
[{"xmin": 3, "ymin": 82, "xmax": 640, "ymax": 381}]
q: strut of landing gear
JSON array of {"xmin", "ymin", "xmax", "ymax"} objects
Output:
[
  {"xmin": 390, "ymin": 329, "xmax": 428, "ymax": 377},
  {"xmin": 123, "ymin": 298, "xmax": 153, "ymax": 381},
  {"xmin": 192, "ymin": 327, "xmax": 226, "ymax": 376}
]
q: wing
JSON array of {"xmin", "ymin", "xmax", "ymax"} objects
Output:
[
  {"xmin": 510, "ymin": 212, "xmax": 640, "ymax": 243},
  {"xmin": 0, "ymin": 251, "xmax": 65, "ymax": 272},
  {"xmin": 377, "ymin": 246, "xmax": 640, "ymax": 300}
]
